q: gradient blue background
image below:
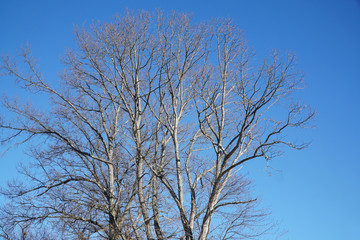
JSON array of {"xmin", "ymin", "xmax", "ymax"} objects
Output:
[{"xmin": 1, "ymin": 1, "xmax": 359, "ymax": 239}]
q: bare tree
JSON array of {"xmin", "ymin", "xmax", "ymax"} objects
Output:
[{"xmin": 0, "ymin": 10, "xmax": 313, "ymax": 240}]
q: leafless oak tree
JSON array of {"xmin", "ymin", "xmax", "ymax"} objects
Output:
[{"xmin": 0, "ymin": 10, "xmax": 313, "ymax": 240}]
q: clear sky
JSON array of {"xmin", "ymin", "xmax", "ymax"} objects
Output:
[{"xmin": 1, "ymin": 0, "xmax": 359, "ymax": 239}]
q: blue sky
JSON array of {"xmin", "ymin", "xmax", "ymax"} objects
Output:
[{"xmin": 1, "ymin": 0, "xmax": 359, "ymax": 239}]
